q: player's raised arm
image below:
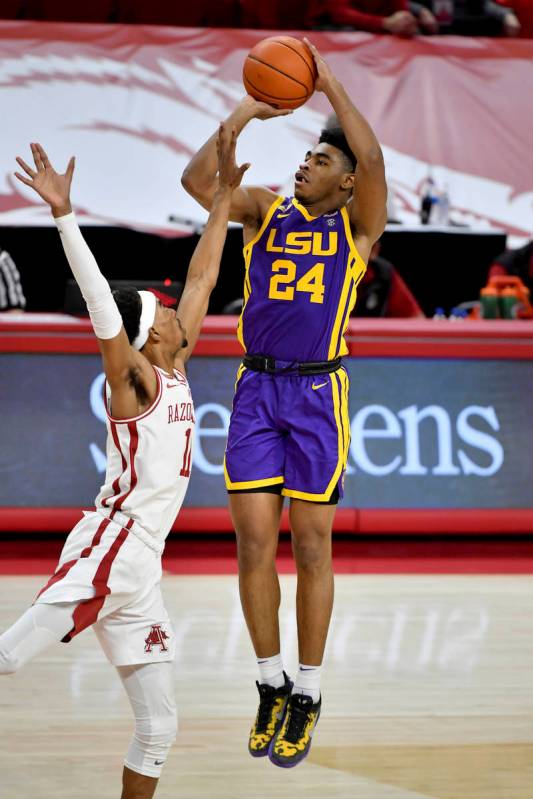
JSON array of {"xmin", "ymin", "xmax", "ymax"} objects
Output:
[
  {"xmin": 176, "ymin": 123, "xmax": 249, "ymax": 365},
  {"xmin": 14, "ymin": 143, "xmax": 155, "ymax": 417},
  {"xmin": 305, "ymin": 38, "xmax": 388, "ymax": 262},
  {"xmin": 181, "ymin": 96, "xmax": 287, "ymax": 229}
]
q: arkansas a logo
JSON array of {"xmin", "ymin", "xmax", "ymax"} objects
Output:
[{"xmin": 144, "ymin": 624, "xmax": 170, "ymax": 653}]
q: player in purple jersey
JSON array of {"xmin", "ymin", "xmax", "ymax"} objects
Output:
[{"xmin": 182, "ymin": 39, "xmax": 387, "ymax": 768}]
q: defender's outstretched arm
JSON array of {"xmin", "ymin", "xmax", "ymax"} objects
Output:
[
  {"xmin": 181, "ymin": 96, "xmax": 288, "ymax": 227},
  {"xmin": 176, "ymin": 123, "xmax": 250, "ymax": 364},
  {"xmin": 14, "ymin": 143, "xmax": 156, "ymax": 415}
]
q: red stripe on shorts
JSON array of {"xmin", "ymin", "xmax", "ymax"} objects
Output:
[
  {"xmin": 35, "ymin": 516, "xmax": 111, "ymax": 601},
  {"xmin": 110, "ymin": 422, "xmax": 139, "ymax": 519},
  {"xmin": 63, "ymin": 519, "xmax": 133, "ymax": 641}
]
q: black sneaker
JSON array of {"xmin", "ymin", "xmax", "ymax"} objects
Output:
[
  {"xmin": 248, "ymin": 672, "xmax": 293, "ymax": 758},
  {"xmin": 268, "ymin": 693, "xmax": 321, "ymax": 768}
]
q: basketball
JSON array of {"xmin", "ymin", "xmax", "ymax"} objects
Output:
[{"xmin": 243, "ymin": 36, "xmax": 317, "ymax": 110}]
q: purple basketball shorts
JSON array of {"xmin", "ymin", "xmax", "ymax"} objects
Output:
[{"xmin": 224, "ymin": 364, "xmax": 350, "ymax": 502}]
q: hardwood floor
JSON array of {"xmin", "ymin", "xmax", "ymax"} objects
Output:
[{"xmin": 1, "ymin": 574, "xmax": 532, "ymax": 798}]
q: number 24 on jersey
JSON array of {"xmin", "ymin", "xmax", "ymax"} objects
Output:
[{"xmin": 268, "ymin": 259, "xmax": 325, "ymax": 305}]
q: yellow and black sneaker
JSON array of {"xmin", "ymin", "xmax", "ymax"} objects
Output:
[
  {"xmin": 269, "ymin": 693, "xmax": 321, "ymax": 768},
  {"xmin": 248, "ymin": 672, "xmax": 293, "ymax": 758}
]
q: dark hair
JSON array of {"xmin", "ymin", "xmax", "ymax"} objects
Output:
[
  {"xmin": 112, "ymin": 286, "xmax": 142, "ymax": 344},
  {"xmin": 318, "ymin": 126, "xmax": 357, "ymax": 173}
]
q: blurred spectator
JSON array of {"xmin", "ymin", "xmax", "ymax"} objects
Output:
[
  {"xmin": 0, "ymin": 0, "xmax": 26, "ymax": 19},
  {"xmin": 495, "ymin": 0, "xmax": 532, "ymax": 35},
  {"xmin": 416, "ymin": 0, "xmax": 521, "ymax": 34},
  {"xmin": 0, "ymin": 248, "xmax": 26, "ymax": 313},
  {"xmin": 307, "ymin": 0, "xmax": 520, "ymax": 34},
  {"xmin": 116, "ymin": 0, "xmax": 239, "ymax": 26},
  {"xmin": 353, "ymin": 241, "xmax": 424, "ymax": 317},
  {"xmin": 489, "ymin": 240, "xmax": 533, "ymax": 294},
  {"xmin": 240, "ymin": 0, "xmax": 309, "ymax": 29},
  {"xmin": 222, "ymin": 297, "xmax": 244, "ymax": 315},
  {"xmin": 306, "ymin": 0, "xmax": 437, "ymax": 35},
  {"xmin": 24, "ymin": 0, "xmax": 115, "ymax": 23}
]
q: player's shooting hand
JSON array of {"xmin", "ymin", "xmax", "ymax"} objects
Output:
[
  {"xmin": 216, "ymin": 123, "xmax": 250, "ymax": 190},
  {"xmin": 14, "ymin": 143, "xmax": 74, "ymax": 217},
  {"xmin": 239, "ymin": 95, "xmax": 293, "ymax": 120},
  {"xmin": 303, "ymin": 38, "xmax": 335, "ymax": 94}
]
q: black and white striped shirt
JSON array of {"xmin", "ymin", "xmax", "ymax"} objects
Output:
[{"xmin": 0, "ymin": 248, "xmax": 26, "ymax": 311}]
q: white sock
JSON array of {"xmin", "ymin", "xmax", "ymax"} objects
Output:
[
  {"xmin": 257, "ymin": 653, "xmax": 285, "ymax": 689},
  {"xmin": 292, "ymin": 663, "xmax": 322, "ymax": 703}
]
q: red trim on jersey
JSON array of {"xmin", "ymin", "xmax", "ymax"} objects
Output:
[
  {"xmin": 35, "ymin": 516, "xmax": 111, "ymax": 600},
  {"xmin": 101, "ymin": 421, "xmax": 127, "ymax": 509},
  {"xmin": 105, "ymin": 367, "xmax": 163, "ymax": 424},
  {"xmin": 63, "ymin": 520, "xmax": 132, "ymax": 641},
  {"xmin": 109, "ymin": 422, "xmax": 139, "ymax": 519}
]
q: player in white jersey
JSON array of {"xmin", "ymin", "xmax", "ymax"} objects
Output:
[{"xmin": 0, "ymin": 128, "xmax": 249, "ymax": 799}]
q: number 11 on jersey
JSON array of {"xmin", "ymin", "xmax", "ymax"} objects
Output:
[{"xmin": 180, "ymin": 427, "xmax": 193, "ymax": 478}]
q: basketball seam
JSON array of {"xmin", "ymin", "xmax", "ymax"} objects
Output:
[
  {"xmin": 244, "ymin": 73, "xmax": 307, "ymax": 103},
  {"xmin": 244, "ymin": 75, "xmax": 307, "ymax": 102},
  {"xmin": 246, "ymin": 55, "xmax": 309, "ymax": 94},
  {"xmin": 271, "ymin": 39, "xmax": 317, "ymax": 86}
]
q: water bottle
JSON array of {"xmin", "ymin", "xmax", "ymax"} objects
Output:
[
  {"xmin": 480, "ymin": 286, "xmax": 500, "ymax": 319},
  {"xmin": 449, "ymin": 306, "xmax": 464, "ymax": 322},
  {"xmin": 499, "ymin": 285, "xmax": 521, "ymax": 319},
  {"xmin": 432, "ymin": 307, "xmax": 447, "ymax": 320},
  {"xmin": 420, "ymin": 175, "xmax": 436, "ymax": 224},
  {"xmin": 437, "ymin": 186, "xmax": 450, "ymax": 225}
]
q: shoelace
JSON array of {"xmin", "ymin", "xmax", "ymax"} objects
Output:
[
  {"xmin": 283, "ymin": 700, "xmax": 310, "ymax": 743},
  {"xmin": 256, "ymin": 685, "xmax": 278, "ymax": 732}
]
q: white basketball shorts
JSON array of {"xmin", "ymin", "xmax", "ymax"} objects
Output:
[{"xmin": 34, "ymin": 511, "xmax": 175, "ymax": 667}]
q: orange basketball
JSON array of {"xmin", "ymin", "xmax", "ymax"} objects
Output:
[{"xmin": 243, "ymin": 36, "xmax": 317, "ymax": 110}]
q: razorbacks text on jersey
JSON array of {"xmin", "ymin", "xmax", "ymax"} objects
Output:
[
  {"xmin": 237, "ymin": 196, "xmax": 366, "ymax": 362},
  {"xmin": 95, "ymin": 365, "xmax": 195, "ymax": 543}
]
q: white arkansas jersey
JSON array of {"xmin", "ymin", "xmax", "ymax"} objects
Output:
[{"xmin": 94, "ymin": 366, "xmax": 195, "ymax": 544}]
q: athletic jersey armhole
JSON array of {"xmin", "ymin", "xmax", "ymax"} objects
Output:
[
  {"xmin": 341, "ymin": 206, "xmax": 367, "ymax": 268},
  {"xmin": 105, "ymin": 366, "xmax": 163, "ymax": 424},
  {"xmin": 243, "ymin": 195, "xmax": 285, "ymax": 254}
]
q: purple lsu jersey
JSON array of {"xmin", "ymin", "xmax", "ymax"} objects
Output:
[{"xmin": 237, "ymin": 196, "xmax": 366, "ymax": 362}]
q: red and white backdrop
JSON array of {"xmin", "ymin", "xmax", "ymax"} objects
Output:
[{"xmin": 0, "ymin": 22, "xmax": 532, "ymax": 240}]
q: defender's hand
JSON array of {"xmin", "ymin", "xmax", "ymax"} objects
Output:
[
  {"xmin": 15, "ymin": 143, "xmax": 74, "ymax": 217},
  {"xmin": 238, "ymin": 95, "xmax": 293, "ymax": 120},
  {"xmin": 216, "ymin": 123, "xmax": 250, "ymax": 190}
]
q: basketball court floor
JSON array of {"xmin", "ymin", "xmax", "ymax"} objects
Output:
[{"xmin": 1, "ymin": 572, "xmax": 532, "ymax": 798}]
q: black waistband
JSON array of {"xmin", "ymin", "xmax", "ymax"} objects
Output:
[{"xmin": 243, "ymin": 354, "xmax": 342, "ymax": 376}]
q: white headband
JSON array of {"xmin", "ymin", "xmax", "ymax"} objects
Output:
[{"xmin": 132, "ymin": 290, "xmax": 157, "ymax": 351}]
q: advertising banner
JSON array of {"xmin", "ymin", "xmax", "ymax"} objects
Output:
[
  {"xmin": 0, "ymin": 23, "xmax": 532, "ymax": 241},
  {"xmin": 2, "ymin": 353, "xmax": 532, "ymax": 511}
]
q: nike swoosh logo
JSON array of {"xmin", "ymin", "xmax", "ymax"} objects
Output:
[
  {"xmin": 311, "ymin": 382, "xmax": 328, "ymax": 391},
  {"xmin": 154, "ymin": 760, "xmax": 165, "ymax": 766},
  {"xmin": 277, "ymin": 213, "xmax": 291, "ymax": 218},
  {"xmin": 167, "ymin": 383, "xmax": 178, "ymax": 388}
]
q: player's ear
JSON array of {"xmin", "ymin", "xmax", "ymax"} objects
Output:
[
  {"xmin": 341, "ymin": 172, "xmax": 355, "ymax": 192},
  {"xmin": 147, "ymin": 326, "xmax": 161, "ymax": 344}
]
